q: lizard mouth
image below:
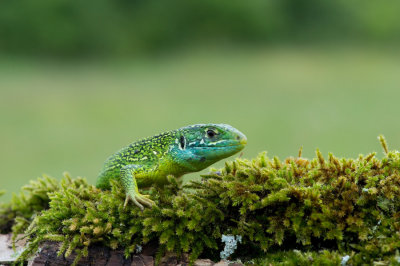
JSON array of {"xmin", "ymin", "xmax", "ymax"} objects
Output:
[
  {"xmin": 239, "ymin": 136, "xmax": 247, "ymax": 145},
  {"xmin": 193, "ymin": 140, "xmax": 246, "ymax": 149}
]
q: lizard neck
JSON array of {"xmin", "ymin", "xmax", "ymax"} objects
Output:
[
  {"xmin": 165, "ymin": 148, "xmax": 216, "ymax": 173},
  {"xmin": 157, "ymin": 155, "xmax": 192, "ymax": 176}
]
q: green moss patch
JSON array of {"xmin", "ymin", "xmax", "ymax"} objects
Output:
[
  {"xmin": 3, "ymin": 136, "xmax": 400, "ymax": 265},
  {"xmin": 0, "ymin": 175, "xmax": 59, "ymax": 237}
]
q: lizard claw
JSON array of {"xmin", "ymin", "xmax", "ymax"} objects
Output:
[
  {"xmin": 124, "ymin": 193, "xmax": 155, "ymax": 210},
  {"xmin": 124, "ymin": 194, "xmax": 143, "ymax": 210}
]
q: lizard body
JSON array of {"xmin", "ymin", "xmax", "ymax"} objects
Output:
[{"xmin": 96, "ymin": 124, "xmax": 247, "ymax": 209}]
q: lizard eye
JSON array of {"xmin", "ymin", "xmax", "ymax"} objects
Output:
[{"xmin": 206, "ymin": 129, "xmax": 216, "ymax": 138}]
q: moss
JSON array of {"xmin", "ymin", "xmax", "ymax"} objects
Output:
[
  {"xmin": 0, "ymin": 174, "xmax": 59, "ymax": 234},
  {"xmin": 5, "ymin": 136, "xmax": 400, "ymax": 265}
]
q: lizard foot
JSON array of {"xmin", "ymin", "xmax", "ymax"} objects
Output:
[{"xmin": 124, "ymin": 193, "xmax": 155, "ymax": 210}]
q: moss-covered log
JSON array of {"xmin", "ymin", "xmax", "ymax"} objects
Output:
[{"xmin": 2, "ymin": 136, "xmax": 400, "ymax": 265}]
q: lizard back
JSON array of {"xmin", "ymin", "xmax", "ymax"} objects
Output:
[{"xmin": 96, "ymin": 130, "xmax": 178, "ymax": 189}]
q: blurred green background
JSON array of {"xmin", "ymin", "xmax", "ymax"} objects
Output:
[{"xmin": 2, "ymin": 0, "xmax": 400, "ymax": 201}]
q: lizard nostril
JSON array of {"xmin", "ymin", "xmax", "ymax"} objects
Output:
[{"xmin": 236, "ymin": 136, "xmax": 240, "ymax": 140}]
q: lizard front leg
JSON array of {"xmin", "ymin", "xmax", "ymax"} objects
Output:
[{"xmin": 120, "ymin": 164, "xmax": 155, "ymax": 210}]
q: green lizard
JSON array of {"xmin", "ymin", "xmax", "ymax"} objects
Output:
[{"xmin": 96, "ymin": 124, "xmax": 247, "ymax": 210}]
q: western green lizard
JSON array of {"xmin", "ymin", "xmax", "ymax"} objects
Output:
[{"xmin": 96, "ymin": 124, "xmax": 247, "ymax": 210}]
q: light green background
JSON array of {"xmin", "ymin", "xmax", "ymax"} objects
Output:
[{"xmin": 1, "ymin": 46, "xmax": 400, "ymax": 201}]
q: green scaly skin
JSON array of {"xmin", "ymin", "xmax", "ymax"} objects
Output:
[{"xmin": 96, "ymin": 124, "xmax": 247, "ymax": 210}]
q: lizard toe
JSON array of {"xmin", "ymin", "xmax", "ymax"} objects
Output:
[
  {"xmin": 124, "ymin": 194, "xmax": 144, "ymax": 211},
  {"xmin": 136, "ymin": 194, "xmax": 155, "ymax": 207}
]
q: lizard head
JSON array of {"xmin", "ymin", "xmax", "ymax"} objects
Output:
[{"xmin": 173, "ymin": 124, "xmax": 247, "ymax": 172}]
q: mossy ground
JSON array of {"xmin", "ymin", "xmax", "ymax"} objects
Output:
[{"xmin": 2, "ymin": 136, "xmax": 400, "ymax": 265}]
